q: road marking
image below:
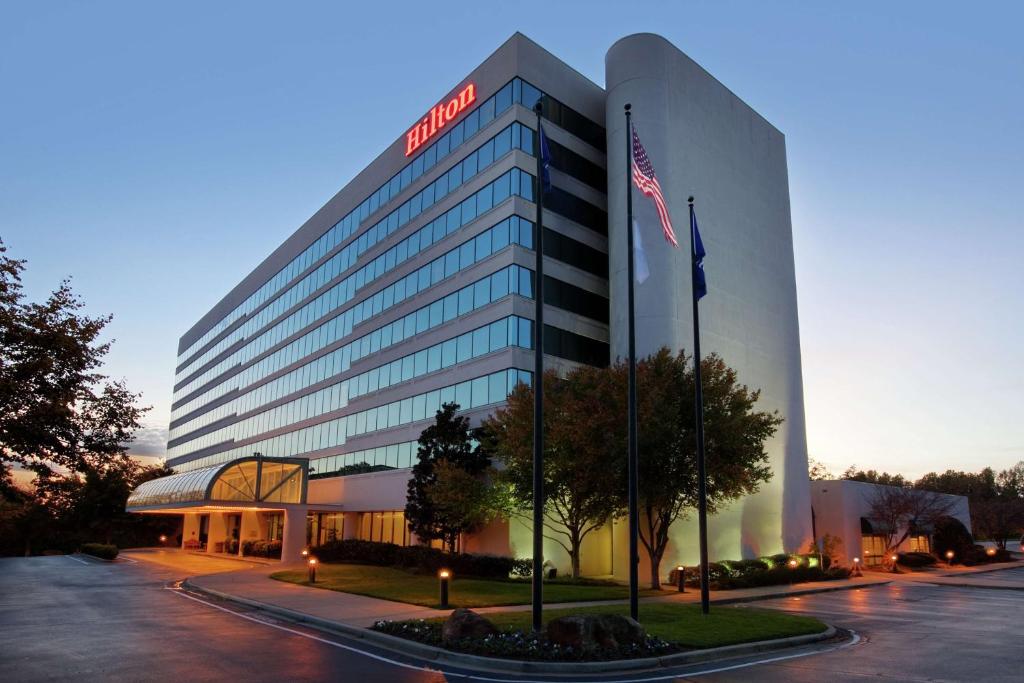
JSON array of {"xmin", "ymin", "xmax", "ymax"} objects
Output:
[
  {"xmin": 65, "ymin": 554, "xmax": 91, "ymax": 565},
  {"xmin": 164, "ymin": 585, "xmax": 860, "ymax": 682}
]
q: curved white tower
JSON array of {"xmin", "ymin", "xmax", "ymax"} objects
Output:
[{"xmin": 605, "ymin": 34, "xmax": 812, "ymax": 569}]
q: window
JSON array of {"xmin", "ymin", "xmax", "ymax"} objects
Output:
[{"xmin": 862, "ymin": 535, "xmax": 886, "ymax": 566}]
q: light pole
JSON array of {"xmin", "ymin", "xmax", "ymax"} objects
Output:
[{"xmin": 438, "ymin": 569, "xmax": 451, "ymax": 609}]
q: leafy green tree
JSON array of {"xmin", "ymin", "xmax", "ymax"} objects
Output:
[
  {"xmin": 0, "ymin": 240, "xmax": 147, "ymax": 478},
  {"xmin": 621, "ymin": 350, "xmax": 778, "ymax": 589},
  {"xmin": 405, "ymin": 403, "xmax": 491, "ymax": 551},
  {"xmin": 424, "ymin": 460, "xmax": 501, "ymax": 543},
  {"xmin": 482, "ymin": 366, "xmax": 625, "ymax": 579},
  {"xmin": 915, "ymin": 468, "xmax": 998, "ymax": 500}
]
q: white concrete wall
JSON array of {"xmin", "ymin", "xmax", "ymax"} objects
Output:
[{"xmin": 604, "ymin": 34, "xmax": 813, "ymax": 575}]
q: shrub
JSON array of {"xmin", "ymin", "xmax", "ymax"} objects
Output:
[
  {"xmin": 962, "ymin": 544, "xmax": 1014, "ymax": 566},
  {"xmin": 932, "ymin": 517, "xmax": 973, "ymax": 564},
  {"xmin": 243, "ymin": 539, "xmax": 282, "ymax": 559},
  {"xmin": 897, "ymin": 551, "xmax": 937, "ymax": 567},
  {"xmin": 311, "ymin": 539, "xmax": 522, "ymax": 579},
  {"xmin": 81, "ymin": 543, "xmax": 118, "ymax": 560}
]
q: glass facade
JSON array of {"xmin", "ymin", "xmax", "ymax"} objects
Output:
[{"xmin": 168, "ymin": 69, "xmax": 608, "ymax": 477}]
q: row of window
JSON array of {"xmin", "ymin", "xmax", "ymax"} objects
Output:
[
  {"xmin": 173, "ymin": 168, "xmax": 534, "ymax": 404},
  {"xmin": 544, "ymin": 275, "xmax": 610, "ymax": 324},
  {"xmin": 171, "ymin": 368, "xmax": 531, "ymax": 472},
  {"xmin": 171, "ymin": 260, "xmax": 532, "ymax": 433},
  {"xmin": 544, "ymin": 324, "xmax": 610, "ymax": 368},
  {"xmin": 171, "ymin": 218, "xmax": 531, "ymax": 435},
  {"xmin": 546, "ymin": 135, "xmax": 607, "ymax": 193},
  {"xmin": 177, "ymin": 77, "xmax": 604, "ymax": 369},
  {"xmin": 169, "ymin": 314, "xmax": 532, "ymax": 452},
  {"xmin": 171, "ymin": 256, "xmax": 609, "ymax": 456},
  {"xmin": 176, "ymin": 122, "xmax": 531, "ymax": 383},
  {"xmin": 542, "ymin": 227, "xmax": 608, "ymax": 278},
  {"xmin": 309, "ymin": 441, "xmax": 418, "ymax": 480}
]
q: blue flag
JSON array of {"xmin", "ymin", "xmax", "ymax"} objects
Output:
[
  {"xmin": 539, "ymin": 124, "xmax": 552, "ymax": 193},
  {"xmin": 691, "ymin": 208, "xmax": 707, "ymax": 300}
]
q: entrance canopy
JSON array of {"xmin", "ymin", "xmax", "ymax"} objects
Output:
[{"xmin": 127, "ymin": 456, "xmax": 308, "ymax": 512}]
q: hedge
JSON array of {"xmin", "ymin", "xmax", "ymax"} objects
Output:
[
  {"xmin": 667, "ymin": 554, "xmax": 849, "ymax": 590},
  {"xmin": 896, "ymin": 551, "xmax": 937, "ymax": 567},
  {"xmin": 311, "ymin": 539, "xmax": 529, "ymax": 579},
  {"xmin": 243, "ymin": 539, "xmax": 282, "ymax": 559},
  {"xmin": 81, "ymin": 543, "xmax": 119, "ymax": 560}
]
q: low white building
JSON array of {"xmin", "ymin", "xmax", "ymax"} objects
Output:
[{"xmin": 810, "ymin": 479, "xmax": 972, "ymax": 567}]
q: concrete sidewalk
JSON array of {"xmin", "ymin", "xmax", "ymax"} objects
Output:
[
  {"xmin": 876, "ymin": 560, "xmax": 1024, "ymax": 590},
  {"xmin": 186, "ymin": 563, "xmax": 892, "ymax": 627}
]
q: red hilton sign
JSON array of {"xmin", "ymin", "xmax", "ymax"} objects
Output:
[{"xmin": 405, "ymin": 83, "xmax": 476, "ymax": 157}]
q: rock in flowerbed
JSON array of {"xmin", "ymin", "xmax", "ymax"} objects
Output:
[
  {"xmin": 372, "ymin": 612, "xmax": 679, "ymax": 662},
  {"xmin": 441, "ymin": 608, "xmax": 498, "ymax": 644}
]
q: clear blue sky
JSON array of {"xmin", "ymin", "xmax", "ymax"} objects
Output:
[{"xmin": 2, "ymin": 1, "xmax": 1021, "ymax": 478}]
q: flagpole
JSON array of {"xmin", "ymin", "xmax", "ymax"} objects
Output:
[
  {"xmin": 688, "ymin": 196, "xmax": 710, "ymax": 615},
  {"xmin": 624, "ymin": 103, "xmax": 640, "ymax": 621},
  {"xmin": 531, "ymin": 101, "xmax": 545, "ymax": 634}
]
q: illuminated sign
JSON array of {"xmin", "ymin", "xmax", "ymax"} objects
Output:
[{"xmin": 405, "ymin": 83, "xmax": 476, "ymax": 157}]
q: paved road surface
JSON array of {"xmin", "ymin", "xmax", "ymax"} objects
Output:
[{"xmin": 1, "ymin": 556, "xmax": 1021, "ymax": 682}]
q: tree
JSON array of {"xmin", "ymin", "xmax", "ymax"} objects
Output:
[
  {"xmin": 842, "ymin": 466, "xmax": 907, "ymax": 488},
  {"xmin": 0, "ymin": 240, "xmax": 147, "ymax": 478},
  {"xmin": 808, "ymin": 458, "xmax": 834, "ymax": 481},
  {"xmin": 482, "ymin": 366, "xmax": 625, "ymax": 579},
  {"xmin": 626, "ymin": 350, "xmax": 778, "ymax": 589},
  {"xmin": 865, "ymin": 485, "xmax": 956, "ymax": 555},
  {"xmin": 405, "ymin": 403, "xmax": 491, "ymax": 551},
  {"xmin": 482, "ymin": 349, "xmax": 778, "ymax": 586},
  {"xmin": 996, "ymin": 462, "xmax": 1024, "ymax": 498},
  {"xmin": 424, "ymin": 460, "xmax": 500, "ymax": 542},
  {"xmin": 915, "ymin": 468, "xmax": 998, "ymax": 500},
  {"xmin": 971, "ymin": 497, "xmax": 1024, "ymax": 548}
]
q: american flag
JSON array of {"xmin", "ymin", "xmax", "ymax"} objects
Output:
[{"xmin": 631, "ymin": 127, "xmax": 678, "ymax": 247}]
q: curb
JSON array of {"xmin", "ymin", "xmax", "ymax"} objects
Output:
[{"xmin": 181, "ymin": 579, "xmax": 839, "ymax": 675}]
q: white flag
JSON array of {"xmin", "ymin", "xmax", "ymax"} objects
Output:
[{"xmin": 633, "ymin": 219, "xmax": 650, "ymax": 284}]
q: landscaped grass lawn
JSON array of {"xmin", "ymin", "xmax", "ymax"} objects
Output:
[
  {"xmin": 271, "ymin": 563, "xmax": 662, "ymax": 608},
  {"xmin": 478, "ymin": 603, "xmax": 828, "ymax": 648}
]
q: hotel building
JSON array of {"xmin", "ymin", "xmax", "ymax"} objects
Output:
[{"xmin": 128, "ymin": 33, "xmax": 814, "ymax": 577}]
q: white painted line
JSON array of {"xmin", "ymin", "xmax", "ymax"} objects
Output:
[
  {"xmin": 164, "ymin": 585, "xmax": 859, "ymax": 682},
  {"xmin": 65, "ymin": 554, "xmax": 91, "ymax": 565},
  {"xmin": 117, "ymin": 555, "xmax": 139, "ymax": 564}
]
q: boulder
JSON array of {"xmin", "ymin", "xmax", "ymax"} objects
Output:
[
  {"xmin": 546, "ymin": 614, "xmax": 646, "ymax": 651},
  {"xmin": 441, "ymin": 608, "xmax": 498, "ymax": 644}
]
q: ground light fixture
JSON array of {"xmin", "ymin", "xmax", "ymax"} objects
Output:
[
  {"xmin": 890, "ymin": 554, "xmax": 899, "ymax": 573},
  {"xmin": 787, "ymin": 558, "xmax": 799, "ymax": 569},
  {"xmin": 945, "ymin": 550, "xmax": 955, "ymax": 566},
  {"xmin": 676, "ymin": 565, "xmax": 686, "ymax": 593},
  {"xmin": 307, "ymin": 557, "xmax": 318, "ymax": 583},
  {"xmin": 986, "ymin": 547, "xmax": 997, "ymax": 557},
  {"xmin": 438, "ymin": 569, "xmax": 452, "ymax": 609},
  {"xmin": 852, "ymin": 557, "xmax": 862, "ymax": 577},
  {"xmin": 301, "ymin": 548, "xmax": 309, "ymax": 558},
  {"xmin": 158, "ymin": 535, "xmax": 167, "ymax": 545}
]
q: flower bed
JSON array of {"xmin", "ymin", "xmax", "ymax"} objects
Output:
[{"xmin": 372, "ymin": 619, "xmax": 680, "ymax": 662}]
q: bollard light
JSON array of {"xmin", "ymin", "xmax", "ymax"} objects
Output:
[
  {"xmin": 438, "ymin": 569, "xmax": 451, "ymax": 609},
  {"xmin": 986, "ymin": 547, "xmax": 996, "ymax": 557},
  {"xmin": 308, "ymin": 557, "xmax": 319, "ymax": 583},
  {"xmin": 159, "ymin": 535, "xmax": 167, "ymax": 546},
  {"xmin": 301, "ymin": 548, "xmax": 309, "ymax": 558},
  {"xmin": 852, "ymin": 557, "xmax": 862, "ymax": 577},
  {"xmin": 945, "ymin": 550, "xmax": 954, "ymax": 567},
  {"xmin": 788, "ymin": 558, "xmax": 799, "ymax": 569},
  {"xmin": 676, "ymin": 565, "xmax": 686, "ymax": 593}
]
